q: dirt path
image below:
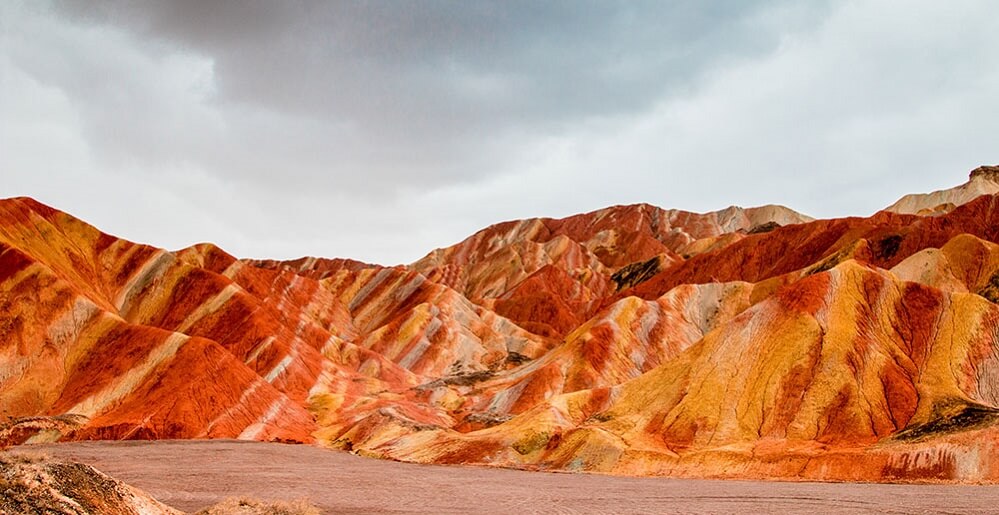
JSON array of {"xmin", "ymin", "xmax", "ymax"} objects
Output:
[{"xmin": 20, "ymin": 440, "xmax": 999, "ymax": 514}]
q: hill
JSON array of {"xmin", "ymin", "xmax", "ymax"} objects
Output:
[{"xmin": 3, "ymin": 166, "xmax": 999, "ymax": 482}]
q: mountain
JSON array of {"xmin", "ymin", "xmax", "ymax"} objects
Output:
[
  {"xmin": 3, "ymin": 166, "xmax": 999, "ymax": 483},
  {"xmin": 886, "ymin": 165, "xmax": 999, "ymax": 215}
]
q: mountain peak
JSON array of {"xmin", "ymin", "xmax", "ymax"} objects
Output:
[
  {"xmin": 885, "ymin": 165, "xmax": 999, "ymax": 215},
  {"xmin": 970, "ymin": 165, "xmax": 999, "ymax": 183}
]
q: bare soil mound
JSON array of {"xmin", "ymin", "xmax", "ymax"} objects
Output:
[{"xmin": 0, "ymin": 451, "xmax": 178, "ymax": 514}]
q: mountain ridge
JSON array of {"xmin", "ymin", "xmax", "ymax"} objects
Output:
[{"xmin": 4, "ymin": 167, "xmax": 999, "ymax": 482}]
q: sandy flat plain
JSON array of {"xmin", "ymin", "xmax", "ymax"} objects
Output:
[{"xmin": 17, "ymin": 440, "xmax": 999, "ymax": 514}]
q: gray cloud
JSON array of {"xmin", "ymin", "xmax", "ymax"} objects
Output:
[
  {"xmin": 30, "ymin": 1, "xmax": 820, "ymax": 192},
  {"xmin": 2, "ymin": 0, "xmax": 997, "ymax": 264}
]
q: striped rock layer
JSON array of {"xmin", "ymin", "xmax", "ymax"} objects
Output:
[{"xmin": 5, "ymin": 168, "xmax": 999, "ymax": 482}]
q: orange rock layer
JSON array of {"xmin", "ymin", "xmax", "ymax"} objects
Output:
[{"xmin": 4, "ymin": 168, "xmax": 999, "ymax": 482}]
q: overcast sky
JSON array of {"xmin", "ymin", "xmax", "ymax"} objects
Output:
[{"xmin": 2, "ymin": 1, "xmax": 997, "ymax": 265}]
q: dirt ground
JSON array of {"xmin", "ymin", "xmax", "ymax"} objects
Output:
[{"xmin": 19, "ymin": 440, "xmax": 999, "ymax": 514}]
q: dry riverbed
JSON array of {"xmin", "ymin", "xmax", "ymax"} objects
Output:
[{"xmin": 18, "ymin": 440, "xmax": 999, "ymax": 514}]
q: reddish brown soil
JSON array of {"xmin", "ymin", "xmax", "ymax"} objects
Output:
[{"xmin": 23, "ymin": 440, "xmax": 999, "ymax": 514}]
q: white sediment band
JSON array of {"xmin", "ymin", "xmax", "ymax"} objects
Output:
[
  {"xmin": 175, "ymin": 283, "xmax": 240, "ymax": 333},
  {"xmin": 114, "ymin": 250, "xmax": 174, "ymax": 313},
  {"xmin": 68, "ymin": 332, "xmax": 189, "ymax": 418},
  {"xmin": 237, "ymin": 396, "xmax": 287, "ymax": 440}
]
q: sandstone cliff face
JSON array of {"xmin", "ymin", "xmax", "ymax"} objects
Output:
[{"xmin": 5, "ymin": 169, "xmax": 999, "ymax": 482}]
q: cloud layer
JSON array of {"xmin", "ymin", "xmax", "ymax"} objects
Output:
[{"xmin": 3, "ymin": 1, "xmax": 997, "ymax": 264}]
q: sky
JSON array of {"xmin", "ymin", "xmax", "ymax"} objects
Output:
[{"xmin": 2, "ymin": 1, "xmax": 998, "ymax": 265}]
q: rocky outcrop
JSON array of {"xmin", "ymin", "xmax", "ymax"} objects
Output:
[
  {"xmin": 0, "ymin": 452, "xmax": 179, "ymax": 514},
  {"xmin": 610, "ymin": 255, "xmax": 665, "ymax": 291},
  {"xmin": 0, "ymin": 415, "xmax": 87, "ymax": 449},
  {"xmin": 970, "ymin": 164, "xmax": 999, "ymax": 182}
]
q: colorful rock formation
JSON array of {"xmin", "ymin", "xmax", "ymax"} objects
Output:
[{"xmin": 5, "ymin": 166, "xmax": 999, "ymax": 482}]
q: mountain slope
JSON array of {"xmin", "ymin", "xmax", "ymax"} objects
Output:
[
  {"xmin": 360, "ymin": 261, "xmax": 999, "ymax": 481},
  {"xmin": 411, "ymin": 203, "xmax": 811, "ymax": 337},
  {"xmin": 4, "ymin": 167, "xmax": 999, "ymax": 483}
]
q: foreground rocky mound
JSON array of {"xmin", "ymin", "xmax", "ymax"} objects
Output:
[
  {"xmin": 194, "ymin": 498, "xmax": 320, "ymax": 515},
  {"xmin": 0, "ymin": 452, "xmax": 178, "ymax": 514},
  {"xmin": 3, "ymin": 165, "xmax": 999, "ymax": 482}
]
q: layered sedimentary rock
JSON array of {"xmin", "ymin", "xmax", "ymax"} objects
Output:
[
  {"xmin": 5, "ymin": 166, "xmax": 999, "ymax": 482},
  {"xmin": 412, "ymin": 203, "xmax": 811, "ymax": 337},
  {"xmin": 367, "ymin": 261, "xmax": 999, "ymax": 481}
]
